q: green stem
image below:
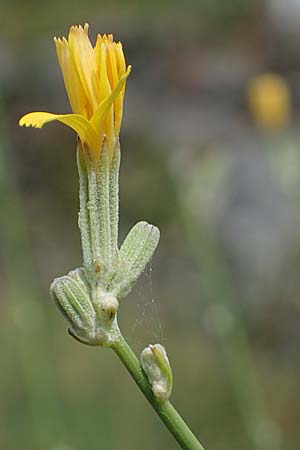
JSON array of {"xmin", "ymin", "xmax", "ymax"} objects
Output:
[{"xmin": 112, "ymin": 333, "xmax": 206, "ymax": 450}]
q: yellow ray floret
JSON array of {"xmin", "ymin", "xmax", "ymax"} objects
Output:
[
  {"xmin": 19, "ymin": 23, "xmax": 131, "ymax": 159},
  {"xmin": 19, "ymin": 112, "xmax": 100, "ymax": 151}
]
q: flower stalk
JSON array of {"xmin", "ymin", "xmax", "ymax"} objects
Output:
[{"xmin": 52, "ymin": 140, "xmax": 206, "ymax": 448}]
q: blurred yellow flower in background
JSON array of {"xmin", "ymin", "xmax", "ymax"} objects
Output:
[
  {"xmin": 19, "ymin": 23, "xmax": 131, "ymax": 159},
  {"xmin": 247, "ymin": 73, "xmax": 291, "ymax": 130}
]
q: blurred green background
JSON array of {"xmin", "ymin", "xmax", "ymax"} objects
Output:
[{"xmin": 1, "ymin": 1, "xmax": 300, "ymax": 449}]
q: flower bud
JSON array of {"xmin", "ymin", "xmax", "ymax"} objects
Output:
[
  {"xmin": 50, "ymin": 274, "xmax": 96, "ymax": 345},
  {"xmin": 97, "ymin": 294, "xmax": 119, "ymax": 323},
  {"xmin": 141, "ymin": 343, "xmax": 173, "ymax": 403},
  {"xmin": 68, "ymin": 267, "xmax": 90, "ymax": 293},
  {"xmin": 111, "ymin": 221, "xmax": 160, "ymax": 298}
]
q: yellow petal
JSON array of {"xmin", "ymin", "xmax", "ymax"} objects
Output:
[
  {"xmin": 54, "ymin": 36, "xmax": 86, "ymax": 116},
  {"xmin": 106, "ymin": 41, "xmax": 122, "ymax": 137},
  {"xmin": 98, "ymin": 38, "xmax": 114, "ymax": 149},
  {"xmin": 91, "ymin": 66, "xmax": 131, "ymax": 134},
  {"xmin": 19, "ymin": 112, "xmax": 100, "ymax": 152},
  {"xmin": 94, "ymin": 34, "xmax": 103, "ymax": 80},
  {"xmin": 107, "ymin": 37, "xmax": 119, "ymax": 89},
  {"xmin": 68, "ymin": 24, "xmax": 99, "ymax": 111},
  {"xmin": 116, "ymin": 42, "xmax": 126, "ymax": 76},
  {"xmin": 99, "ymin": 37, "xmax": 112, "ymax": 102}
]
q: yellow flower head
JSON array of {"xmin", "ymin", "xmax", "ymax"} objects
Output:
[
  {"xmin": 247, "ymin": 73, "xmax": 290, "ymax": 130},
  {"xmin": 19, "ymin": 23, "xmax": 131, "ymax": 159}
]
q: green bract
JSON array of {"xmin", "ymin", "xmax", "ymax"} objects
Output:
[{"xmin": 51, "ymin": 140, "xmax": 159, "ymax": 346}]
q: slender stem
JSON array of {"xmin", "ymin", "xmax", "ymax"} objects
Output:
[{"xmin": 112, "ymin": 333, "xmax": 206, "ymax": 450}]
